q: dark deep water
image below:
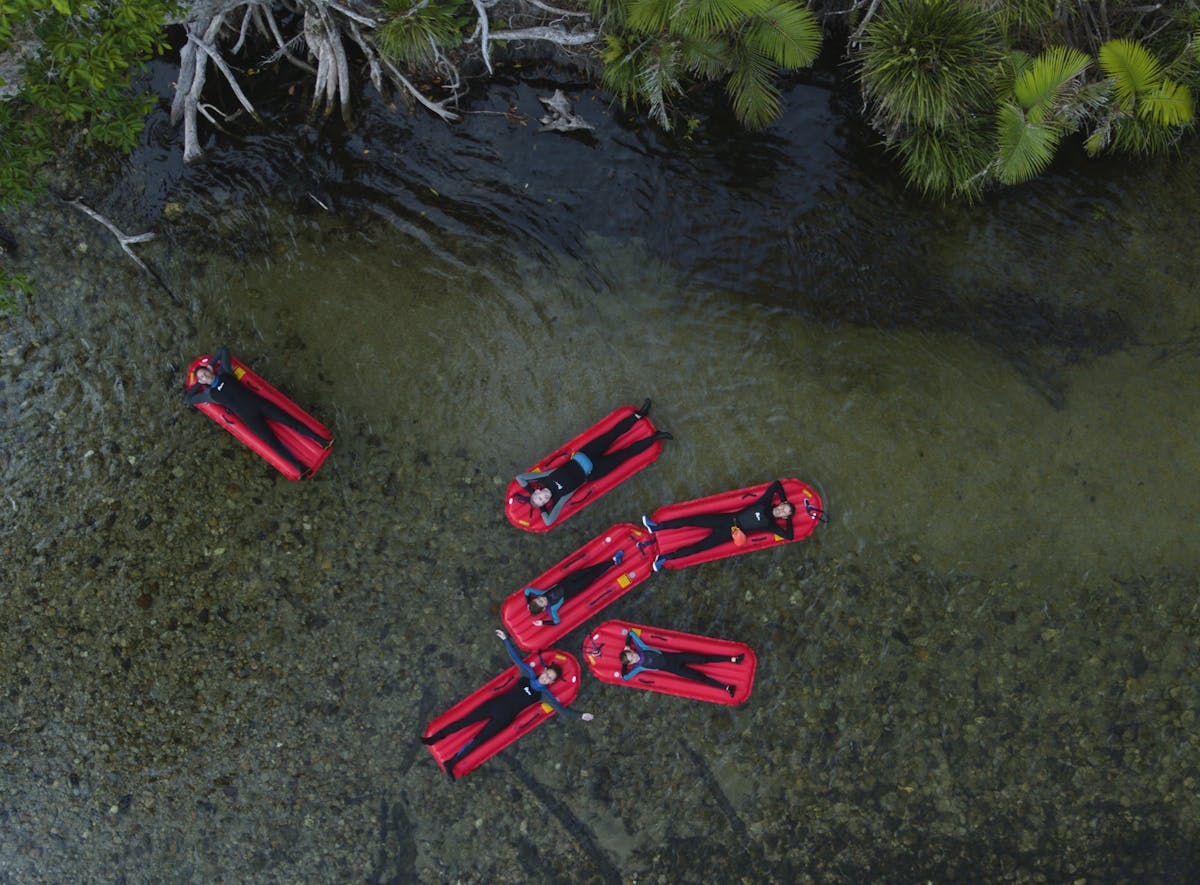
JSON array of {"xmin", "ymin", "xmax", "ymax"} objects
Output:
[{"xmin": 1, "ymin": 61, "xmax": 1198, "ymax": 882}]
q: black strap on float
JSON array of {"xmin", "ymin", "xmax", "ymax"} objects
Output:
[
  {"xmin": 805, "ymin": 499, "xmax": 825, "ymax": 522},
  {"xmin": 511, "ymin": 490, "xmax": 536, "ymax": 519}
]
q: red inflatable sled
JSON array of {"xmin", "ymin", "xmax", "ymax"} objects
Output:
[
  {"xmin": 500, "ymin": 522, "xmax": 657, "ymax": 650},
  {"xmin": 650, "ymin": 478, "xmax": 823, "ymax": 570},
  {"xmin": 505, "ymin": 403, "xmax": 663, "ymax": 532},
  {"xmin": 583, "ymin": 620, "xmax": 757, "ymax": 705},
  {"xmin": 422, "ymin": 648, "xmax": 581, "ymax": 778},
  {"xmin": 185, "ymin": 353, "xmax": 332, "ymax": 480}
]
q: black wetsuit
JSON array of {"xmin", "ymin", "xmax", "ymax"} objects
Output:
[
  {"xmin": 525, "ymin": 558, "xmax": 615, "ymax": 623},
  {"xmin": 658, "ymin": 480, "xmax": 794, "ymax": 563},
  {"xmin": 621, "ymin": 633, "xmax": 733, "ymax": 691},
  {"xmin": 424, "ymin": 637, "xmax": 581, "ymax": 775},
  {"xmin": 515, "ymin": 412, "xmax": 656, "ymax": 526},
  {"xmin": 185, "ymin": 347, "xmax": 328, "ymax": 473}
]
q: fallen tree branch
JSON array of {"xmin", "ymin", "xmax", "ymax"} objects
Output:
[
  {"xmin": 488, "ymin": 25, "xmax": 597, "ymax": 45},
  {"xmin": 67, "ymin": 200, "xmax": 179, "ymax": 302}
]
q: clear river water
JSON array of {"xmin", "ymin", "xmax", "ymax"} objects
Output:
[{"xmin": 1, "ymin": 62, "xmax": 1198, "ymax": 882}]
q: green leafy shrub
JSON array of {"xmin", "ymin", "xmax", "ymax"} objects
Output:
[
  {"xmin": 0, "ymin": 0, "xmax": 176, "ymax": 210},
  {"xmin": 594, "ymin": 0, "xmax": 822, "ymax": 130},
  {"xmin": 376, "ymin": 0, "xmax": 472, "ymax": 67}
]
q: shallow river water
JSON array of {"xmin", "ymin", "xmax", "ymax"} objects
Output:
[{"xmin": 1, "ymin": 67, "xmax": 1198, "ymax": 882}]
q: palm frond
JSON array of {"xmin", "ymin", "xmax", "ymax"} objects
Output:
[
  {"xmin": 742, "ymin": 1, "xmax": 822, "ymax": 69},
  {"xmin": 675, "ymin": 0, "xmax": 769, "ymax": 38},
  {"xmin": 1098, "ymin": 38, "xmax": 1163, "ymax": 103},
  {"xmin": 627, "ymin": 0, "xmax": 684, "ymax": 35},
  {"xmin": 682, "ymin": 34, "xmax": 733, "ymax": 81},
  {"xmin": 1139, "ymin": 79, "xmax": 1194, "ymax": 126},
  {"xmin": 1013, "ymin": 46, "xmax": 1090, "ymax": 114},
  {"xmin": 858, "ymin": 0, "xmax": 1002, "ymax": 130},
  {"xmin": 896, "ymin": 122, "xmax": 992, "ymax": 200},
  {"xmin": 377, "ymin": 0, "xmax": 466, "ymax": 66},
  {"xmin": 635, "ymin": 40, "xmax": 686, "ymax": 129},
  {"xmin": 726, "ymin": 45, "xmax": 781, "ymax": 128},
  {"xmin": 994, "ymin": 100, "xmax": 1059, "ymax": 184}
]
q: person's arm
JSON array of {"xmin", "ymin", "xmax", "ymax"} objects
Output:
[
  {"xmin": 537, "ymin": 687, "xmax": 592, "ymax": 720},
  {"xmin": 760, "ymin": 479, "xmax": 786, "ymax": 508},
  {"xmin": 212, "ymin": 346, "xmax": 232, "ymax": 374},
  {"xmin": 184, "ymin": 383, "xmax": 212, "ymax": 406},
  {"xmin": 540, "ymin": 491, "xmax": 571, "ymax": 526},
  {"xmin": 496, "ymin": 629, "xmax": 537, "ymax": 681},
  {"xmin": 514, "ymin": 469, "xmax": 550, "ymax": 489}
]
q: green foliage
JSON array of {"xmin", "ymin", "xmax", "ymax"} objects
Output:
[
  {"xmin": 0, "ymin": 267, "xmax": 32, "ymax": 316},
  {"xmin": 858, "ymin": 0, "xmax": 1002, "ymax": 132},
  {"xmin": 993, "ymin": 46, "xmax": 1091, "ymax": 184},
  {"xmin": 1089, "ymin": 38, "xmax": 1194, "ymax": 155},
  {"xmin": 596, "ymin": 0, "xmax": 822, "ymax": 131},
  {"xmin": 854, "ymin": 2, "xmax": 1199, "ymax": 198},
  {"xmin": 0, "ymin": 0, "xmax": 176, "ymax": 210},
  {"xmin": 376, "ymin": 0, "xmax": 471, "ymax": 67},
  {"xmin": 857, "ymin": 0, "xmax": 1003, "ymax": 197}
]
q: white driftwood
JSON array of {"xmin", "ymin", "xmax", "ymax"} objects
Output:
[
  {"xmin": 538, "ymin": 89, "xmax": 593, "ymax": 131},
  {"xmin": 68, "ymin": 200, "xmax": 177, "ymax": 300}
]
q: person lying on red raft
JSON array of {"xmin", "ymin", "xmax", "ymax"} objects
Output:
[
  {"xmin": 421, "ymin": 629, "xmax": 594, "ymax": 780},
  {"xmin": 185, "ymin": 346, "xmax": 332, "ymax": 478},
  {"xmin": 513, "ymin": 398, "xmax": 671, "ymax": 528},
  {"xmin": 620, "ymin": 631, "xmax": 745, "ymax": 698},
  {"xmin": 642, "ymin": 479, "xmax": 817, "ymax": 572}
]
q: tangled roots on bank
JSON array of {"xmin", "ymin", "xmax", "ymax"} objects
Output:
[{"xmin": 170, "ymin": 0, "xmax": 598, "ymax": 163}]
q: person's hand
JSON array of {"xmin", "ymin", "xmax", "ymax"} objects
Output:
[
  {"xmin": 581, "ymin": 713, "xmax": 595, "ymax": 722},
  {"xmin": 495, "ymin": 628, "xmax": 507, "ymax": 641},
  {"xmin": 532, "ymin": 620, "xmax": 544, "ymax": 626}
]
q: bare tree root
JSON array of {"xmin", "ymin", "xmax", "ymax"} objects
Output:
[{"xmin": 169, "ymin": 0, "xmax": 601, "ymax": 162}]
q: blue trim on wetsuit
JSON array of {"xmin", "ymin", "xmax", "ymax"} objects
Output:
[
  {"xmin": 571, "ymin": 451, "xmax": 593, "ymax": 475},
  {"xmin": 501, "ymin": 636, "xmax": 574, "ymax": 716},
  {"xmin": 523, "ymin": 587, "xmax": 564, "ymax": 625},
  {"xmin": 621, "ymin": 631, "xmax": 658, "ymax": 681}
]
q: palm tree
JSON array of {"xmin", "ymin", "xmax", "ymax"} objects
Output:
[
  {"xmin": 992, "ymin": 46, "xmax": 1091, "ymax": 185},
  {"xmin": 594, "ymin": 0, "xmax": 822, "ymax": 131},
  {"xmin": 1086, "ymin": 38, "xmax": 1194, "ymax": 156}
]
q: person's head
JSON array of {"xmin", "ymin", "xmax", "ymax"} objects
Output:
[
  {"xmin": 530, "ymin": 487, "xmax": 552, "ymax": 509},
  {"xmin": 619, "ymin": 649, "xmax": 639, "ymax": 666},
  {"xmin": 773, "ymin": 501, "xmax": 795, "ymax": 520},
  {"xmin": 536, "ymin": 663, "xmax": 561, "ymax": 686},
  {"xmin": 195, "ymin": 364, "xmax": 216, "ymax": 385},
  {"xmin": 527, "ymin": 594, "xmax": 549, "ymax": 616}
]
